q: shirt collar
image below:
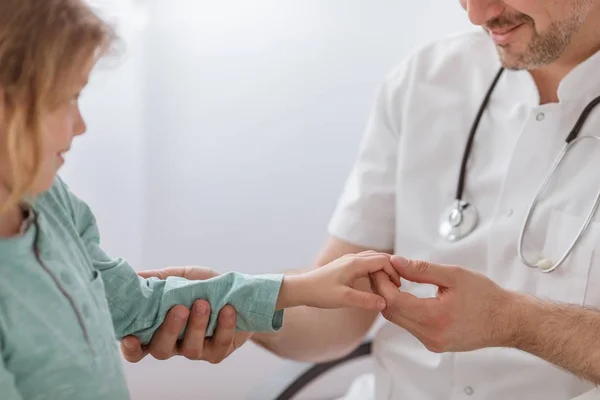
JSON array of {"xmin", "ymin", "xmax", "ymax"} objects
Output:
[
  {"xmin": 557, "ymin": 48, "xmax": 600, "ymax": 102},
  {"xmin": 0, "ymin": 203, "xmax": 36, "ymax": 259},
  {"xmin": 508, "ymin": 47, "xmax": 600, "ymax": 107},
  {"xmin": 19, "ymin": 203, "xmax": 34, "ymax": 235}
]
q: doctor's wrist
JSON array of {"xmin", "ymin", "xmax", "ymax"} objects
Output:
[
  {"xmin": 490, "ymin": 289, "xmax": 529, "ymax": 349},
  {"xmin": 498, "ymin": 291, "xmax": 541, "ymax": 350}
]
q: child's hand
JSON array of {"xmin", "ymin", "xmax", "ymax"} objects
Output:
[{"xmin": 276, "ymin": 251, "xmax": 401, "ymax": 311}]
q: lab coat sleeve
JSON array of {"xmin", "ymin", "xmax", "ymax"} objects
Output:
[
  {"xmin": 55, "ymin": 179, "xmax": 284, "ymax": 344},
  {"xmin": 327, "ymin": 65, "xmax": 407, "ymax": 251},
  {"xmin": 0, "ymin": 355, "xmax": 23, "ymax": 400}
]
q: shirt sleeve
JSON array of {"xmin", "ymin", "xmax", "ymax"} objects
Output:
[
  {"xmin": 0, "ymin": 356, "xmax": 23, "ymax": 400},
  {"xmin": 56, "ymin": 180, "xmax": 284, "ymax": 344},
  {"xmin": 327, "ymin": 66, "xmax": 407, "ymax": 251}
]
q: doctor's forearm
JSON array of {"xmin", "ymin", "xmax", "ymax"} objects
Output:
[{"xmin": 511, "ymin": 293, "xmax": 600, "ymax": 385}]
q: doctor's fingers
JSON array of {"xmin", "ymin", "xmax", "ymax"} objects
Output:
[
  {"xmin": 385, "ymin": 312, "xmax": 454, "ymax": 354},
  {"xmin": 178, "ymin": 300, "xmax": 211, "ymax": 360},
  {"xmin": 120, "ymin": 336, "xmax": 149, "ymax": 363},
  {"xmin": 380, "ymin": 311, "xmax": 435, "ymax": 346},
  {"xmin": 147, "ymin": 305, "xmax": 191, "ymax": 360},
  {"xmin": 371, "ymin": 271, "xmax": 439, "ymax": 323},
  {"xmin": 390, "ymin": 256, "xmax": 458, "ymax": 288},
  {"xmin": 202, "ymin": 305, "xmax": 239, "ymax": 364},
  {"xmin": 138, "ymin": 266, "xmax": 220, "ymax": 281}
]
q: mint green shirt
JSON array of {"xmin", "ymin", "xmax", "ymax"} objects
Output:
[{"xmin": 0, "ymin": 178, "xmax": 284, "ymax": 400}]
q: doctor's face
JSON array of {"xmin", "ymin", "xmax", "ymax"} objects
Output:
[{"xmin": 459, "ymin": 0, "xmax": 596, "ymax": 70}]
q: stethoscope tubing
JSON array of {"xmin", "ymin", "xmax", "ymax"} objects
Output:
[
  {"xmin": 444, "ymin": 66, "xmax": 600, "ymax": 273},
  {"xmin": 518, "ymin": 136, "xmax": 600, "ymax": 272}
]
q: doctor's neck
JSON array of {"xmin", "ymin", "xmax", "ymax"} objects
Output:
[{"xmin": 526, "ymin": 4, "xmax": 600, "ymax": 104}]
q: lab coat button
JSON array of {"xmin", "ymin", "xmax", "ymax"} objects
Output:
[
  {"xmin": 536, "ymin": 112, "xmax": 545, "ymax": 121},
  {"xmin": 464, "ymin": 386, "xmax": 474, "ymax": 396},
  {"xmin": 506, "ymin": 209, "xmax": 514, "ymax": 217}
]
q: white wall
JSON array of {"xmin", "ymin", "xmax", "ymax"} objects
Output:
[
  {"xmin": 64, "ymin": 1, "xmax": 471, "ymax": 399},
  {"xmin": 60, "ymin": 0, "xmax": 148, "ymax": 267}
]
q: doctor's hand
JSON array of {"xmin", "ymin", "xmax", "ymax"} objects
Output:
[
  {"xmin": 120, "ymin": 267, "xmax": 253, "ymax": 364},
  {"xmin": 370, "ymin": 256, "xmax": 519, "ymax": 353}
]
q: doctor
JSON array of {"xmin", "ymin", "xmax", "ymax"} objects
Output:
[{"xmin": 121, "ymin": 0, "xmax": 600, "ymax": 398}]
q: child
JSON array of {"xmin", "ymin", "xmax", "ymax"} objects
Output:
[{"xmin": 0, "ymin": 1, "xmax": 402, "ymax": 399}]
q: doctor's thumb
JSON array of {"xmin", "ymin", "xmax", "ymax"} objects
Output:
[{"xmin": 390, "ymin": 256, "xmax": 455, "ymax": 287}]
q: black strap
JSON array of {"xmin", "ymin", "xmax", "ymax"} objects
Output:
[
  {"xmin": 566, "ymin": 94, "xmax": 600, "ymax": 143},
  {"xmin": 455, "ymin": 68, "xmax": 600, "ymax": 201},
  {"xmin": 455, "ymin": 67, "xmax": 505, "ymax": 201}
]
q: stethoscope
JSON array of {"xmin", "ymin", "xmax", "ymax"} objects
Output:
[{"xmin": 439, "ymin": 67, "xmax": 600, "ymax": 273}]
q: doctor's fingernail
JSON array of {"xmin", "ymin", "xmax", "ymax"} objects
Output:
[{"xmin": 392, "ymin": 256, "xmax": 410, "ymax": 267}]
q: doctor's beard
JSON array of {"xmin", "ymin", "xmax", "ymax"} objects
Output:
[{"xmin": 485, "ymin": 5, "xmax": 589, "ymax": 70}]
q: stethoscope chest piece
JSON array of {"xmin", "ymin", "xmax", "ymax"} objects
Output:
[{"xmin": 439, "ymin": 199, "xmax": 478, "ymax": 242}]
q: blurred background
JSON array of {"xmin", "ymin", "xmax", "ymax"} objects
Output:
[{"xmin": 61, "ymin": 1, "xmax": 470, "ymax": 399}]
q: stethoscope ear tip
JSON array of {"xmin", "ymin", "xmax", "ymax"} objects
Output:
[{"xmin": 534, "ymin": 258, "xmax": 553, "ymax": 272}]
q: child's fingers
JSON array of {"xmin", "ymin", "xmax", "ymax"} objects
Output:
[
  {"xmin": 361, "ymin": 254, "xmax": 401, "ymax": 286},
  {"xmin": 371, "ymin": 271, "xmax": 403, "ymax": 300},
  {"xmin": 353, "ymin": 250, "xmax": 392, "ymax": 258},
  {"xmin": 342, "ymin": 288, "xmax": 387, "ymax": 311},
  {"xmin": 382, "ymin": 261, "xmax": 401, "ymax": 287},
  {"xmin": 371, "ymin": 271, "xmax": 436, "ymax": 323},
  {"xmin": 348, "ymin": 254, "xmax": 396, "ymax": 283}
]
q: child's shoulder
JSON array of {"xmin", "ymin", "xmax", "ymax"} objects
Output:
[
  {"xmin": 38, "ymin": 175, "xmax": 69, "ymax": 202},
  {"xmin": 35, "ymin": 177, "xmax": 79, "ymax": 225}
]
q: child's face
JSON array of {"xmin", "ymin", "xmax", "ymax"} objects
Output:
[
  {"xmin": 35, "ymin": 76, "xmax": 89, "ymax": 193},
  {"xmin": 0, "ymin": 63, "xmax": 92, "ymax": 197}
]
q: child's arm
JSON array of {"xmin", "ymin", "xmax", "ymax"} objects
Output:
[
  {"xmin": 0, "ymin": 356, "xmax": 23, "ymax": 400},
  {"xmin": 79, "ymin": 209, "xmax": 285, "ymax": 343},
  {"xmin": 59, "ymin": 180, "xmax": 400, "ymax": 345},
  {"xmin": 51, "ymin": 180, "xmax": 282, "ymax": 343}
]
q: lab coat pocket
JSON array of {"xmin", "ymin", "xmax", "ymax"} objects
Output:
[{"xmin": 535, "ymin": 209, "xmax": 599, "ymax": 305}]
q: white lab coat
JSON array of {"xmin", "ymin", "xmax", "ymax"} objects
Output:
[{"xmin": 328, "ymin": 28, "xmax": 600, "ymax": 400}]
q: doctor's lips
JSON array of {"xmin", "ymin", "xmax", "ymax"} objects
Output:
[
  {"xmin": 485, "ymin": 23, "xmax": 526, "ymax": 45},
  {"xmin": 484, "ymin": 14, "xmax": 532, "ymax": 46}
]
